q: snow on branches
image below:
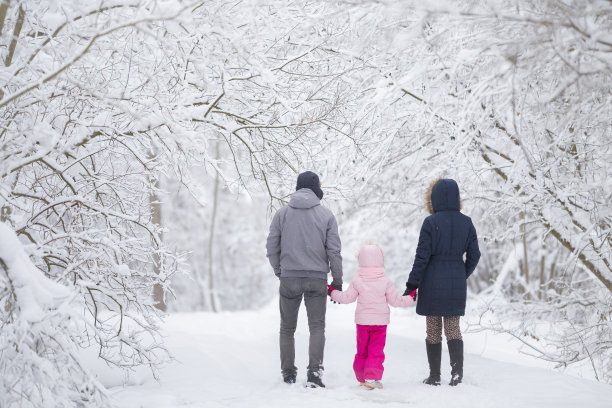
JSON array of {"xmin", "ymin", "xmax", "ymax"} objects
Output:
[
  {"xmin": 1, "ymin": 0, "xmax": 611, "ymax": 403},
  {"xmin": 0, "ymin": 0, "xmax": 370, "ymax": 405},
  {"xmin": 0, "ymin": 222, "xmax": 109, "ymax": 407},
  {"xmin": 335, "ymin": 0, "xmax": 612, "ymax": 381},
  {"xmin": 0, "ymin": 1, "xmax": 188, "ymax": 406}
]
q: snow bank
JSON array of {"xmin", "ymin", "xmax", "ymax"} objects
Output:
[
  {"xmin": 0, "ymin": 222, "xmax": 70, "ymax": 321},
  {"xmin": 0, "ymin": 222, "xmax": 108, "ymax": 408},
  {"xmin": 112, "ymin": 301, "xmax": 612, "ymax": 408}
]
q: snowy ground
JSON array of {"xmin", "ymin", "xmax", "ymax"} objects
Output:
[{"xmin": 110, "ymin": 300, "xmax": 612, "ymax": 408}]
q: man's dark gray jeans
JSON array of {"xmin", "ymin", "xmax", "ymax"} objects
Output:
[{"xmin": 279, "ymin": 277, "xmax": 327, "ymax": 377}]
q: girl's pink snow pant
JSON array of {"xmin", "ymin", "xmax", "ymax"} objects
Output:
[{"xmin": 353, "ymin": 324, "xmax": 387, "ymax": 382}]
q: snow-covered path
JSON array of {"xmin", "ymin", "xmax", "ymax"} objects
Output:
[{"xmin": 111, "ymin": 301, "xmax": 612, "ymax": 408}]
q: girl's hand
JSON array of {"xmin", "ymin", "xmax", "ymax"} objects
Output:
[
  {"xmin": 403, "ymin": 284, "xmax": 418, "ymax": 301},
  {"xmin": 327, "ymin": 285, "xmax": 339, "ymax": 304}
]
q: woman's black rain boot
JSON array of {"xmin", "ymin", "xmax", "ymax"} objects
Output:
[
  {"xmin": 423, "ymin": 341, "xmax": 441, "ymax": 386},
  {"xmin": 448, "ymin": 339, "xmax": 464, "ymax": 386}
]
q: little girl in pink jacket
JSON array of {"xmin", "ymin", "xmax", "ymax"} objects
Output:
[{"xmin": 328, "ymin": 244, "xmax": 415, "ymax": 390}]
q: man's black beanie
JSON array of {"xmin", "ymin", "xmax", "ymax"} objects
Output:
[{"xmin": 296, "ymin": 171, "xmax": 324, "ymax": 200}]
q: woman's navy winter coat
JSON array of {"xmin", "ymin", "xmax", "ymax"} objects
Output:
[{"xmin": 407, "ymin": 179, "xmax": 481, "ymax": 316}]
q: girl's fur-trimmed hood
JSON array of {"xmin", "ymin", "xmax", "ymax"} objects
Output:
[{"xmin": 426, "ymin": 178, "xmax": 462, "ymax": 214}]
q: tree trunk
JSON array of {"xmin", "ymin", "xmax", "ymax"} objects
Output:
[
  {"xmin": 0, "ymin": 0, "xmax": 14, "ymax": 100},
  {"xmin": 208, "ymin": 142, "xmax": 220, "ymax": 312},
  {"xmin": 150, "ymin": 171, "xmax": 166, "ymax": 311},
  {"xmin": 539, "ymin": 255, "xmax": 545, "ymax": 300},
  {"xmin": 520, "ymin": 210, "xmax": 530, "ymax": 300},
  {"xmin": 0, "ymin": 0, "xmax": 11, "ymax": 38},
  {"xmin": 4, "ymin": 4, "xmax": 24, "ymax": 68}
]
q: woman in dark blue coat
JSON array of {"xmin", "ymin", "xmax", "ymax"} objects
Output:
[{"xmin": 404, "ymin": 178, "xmax": 480, "ymax": 386}]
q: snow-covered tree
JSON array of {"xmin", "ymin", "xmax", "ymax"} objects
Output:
[
  {"xmin": 330, "ymin": 0, "xmax": 612, "ymax": 381},
  {"xmin": 2, "ymin": 1, "xmax": 611, "ymax": 405},
  {"xmin": 0, "ymin": 0, "xmax": 370, "ymax": 404}
]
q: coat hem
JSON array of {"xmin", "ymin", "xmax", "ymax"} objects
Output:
[
  {"xmin": 280, "ymin": 270, "xmax": 328, "ymax": 280},
  {"xmin": 416, "ymin": 311, "xmax": 465, "ymax": 317}
]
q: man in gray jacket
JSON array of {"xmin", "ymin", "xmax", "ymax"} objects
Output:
[{"xmin": 266, "ymin": 171, "xmax": 343, "ymax": 388}]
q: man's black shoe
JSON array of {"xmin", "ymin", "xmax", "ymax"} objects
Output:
[
  {"xmin": 305, "ymin": 371, "xmax": 325, "ymax": 388},
  {"xmin": 283, "ymin": 373, "xmax": 296, "ymax": 384}
]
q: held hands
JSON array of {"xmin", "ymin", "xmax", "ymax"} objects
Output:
[
  {"xmin": 403, "ymin": 283, "xmax": 418, "ymax": 302},
  {"xmin": 328, "ymin": 282, "xmax": 342, "ymax": 304}
]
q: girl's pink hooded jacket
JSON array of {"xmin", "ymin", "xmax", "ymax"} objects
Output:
[{"xmin": 330, "ymin": 244, "xmax": 413, "ymax": 325}]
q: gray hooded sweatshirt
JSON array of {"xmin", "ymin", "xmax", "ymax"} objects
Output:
[{"xmin": 266, "ymin": 188, "xmax": 343, "ymax": 284}]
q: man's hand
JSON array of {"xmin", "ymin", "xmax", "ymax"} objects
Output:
[{"xmin": 328, "ymin": 282, "xmax": 342, "ymax": 303}]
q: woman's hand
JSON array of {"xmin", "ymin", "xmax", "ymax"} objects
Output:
[{"xmin": 403, "ymin": 284, "xmax": 418, "ymax": 301}]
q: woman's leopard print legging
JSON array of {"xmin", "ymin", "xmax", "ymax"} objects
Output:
[{"xmin": 426, "ymin": 316, "xmax": 462, "ymax": 344}]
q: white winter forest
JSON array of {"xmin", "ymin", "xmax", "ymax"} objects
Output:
[{"xmin": 0, "ymin": 0, "xmax": 611, "ymax": 407}]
